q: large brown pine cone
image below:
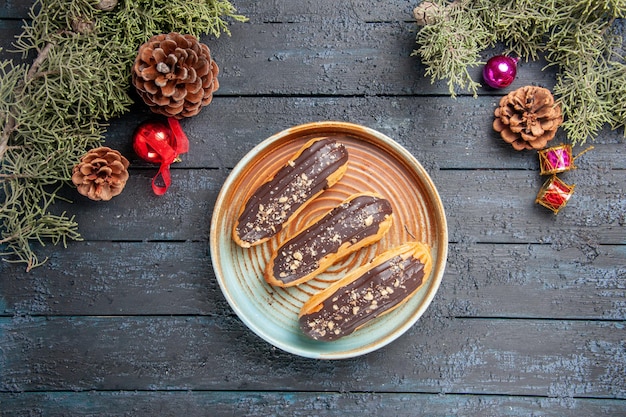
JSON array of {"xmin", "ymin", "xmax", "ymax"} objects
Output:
[
  {"xmin": 71, "ymin": 147, "xmax": 130, "ymax": 201},
  {"xmin": 132, "ymin": 32, "xmax": 219, "ymax": 119},
  {"xmin": 493, "ymin": 86, "xmax": 563, "ymax": 151}
]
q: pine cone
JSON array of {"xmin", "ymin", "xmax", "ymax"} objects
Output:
[
  {"xmin": 72, "ymin": 147, "xmax": 130, "ymax": 201},
  {"xmin": 132, "ymin": 32, "xmax": 219, "ymax": 119},
  {"xmin": 413, "ymin": 2, "xmax": 442, "ymax": 26},
  {"xmin": 94, "ymin": 0, "xmax": 117, "ymax": 11},
  {"xmin": 493, "ymin": 86, "xmax": 563, "ymax": 151}
]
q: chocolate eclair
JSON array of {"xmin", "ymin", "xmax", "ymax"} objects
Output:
[
  {"xmin": 233, "ymin": 137, "xmax": 349, "ymax": 248},
  {"xmin": 265, "ymin": 192, "xmax": 393, "ymax": 287},
  {"xmin": 299, "ymin": 241, "xmax": 432, "ymax": 341}
]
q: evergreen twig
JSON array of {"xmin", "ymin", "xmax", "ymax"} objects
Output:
[
  {"xmin": 0, "ymin": 0, "xmax": 247, "ymax": 270},
  {"xmin": 412, "ymin": 0, "xmax": 626, "ymax": 145}
]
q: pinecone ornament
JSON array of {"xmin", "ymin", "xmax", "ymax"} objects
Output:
[
  {"xmin": 493, "ymin": 86, "xmax": 563, "ymax": 151},
  {"xmin": 132, "ymin": 32, "xmax": 219, "ymax": 119},
  {"xmin": 72, "ymin": 147, "xmax": 130, "ymax": 201}
]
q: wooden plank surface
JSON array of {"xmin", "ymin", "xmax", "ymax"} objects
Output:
[
  {"xmin": 1, "ymin": 0, "xmax": 625, "ymax": 415},
  {"xmin": 105, "ymin": 97, "xmax": 625, "ymax": 170},
  {"xmin": 38, "ymin": 167, "xmax": 623, "ymax": 244},
  {"xmin": 3, "ymin": 391, "xmax": 626, "ymax": 417},
  {"xmin": 1, "ymin": 316, "xmax": 624, "ymax": 396},
  {"xmin": 1, "ymin": 242, "xmax": 624, "ymax": 320}
]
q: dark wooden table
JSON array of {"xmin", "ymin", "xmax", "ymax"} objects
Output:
[{"xmin": 1, "ymin": 1, "xmax": 625, "ymax": 415}]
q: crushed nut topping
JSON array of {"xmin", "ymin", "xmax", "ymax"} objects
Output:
[
  {"xmin": 300, "ymin": 253, "xmax": 427, "ymax": 341},
  {"xmin": 271, "ymin": 194, "xmax": 392, "ymax": 284},
  {"xmin": 235, "ymin": 138, "xmax": 348, "ymax": 245}
]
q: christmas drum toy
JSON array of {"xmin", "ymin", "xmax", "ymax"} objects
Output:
[
  {"xmin": 535, "ymin": 175, "xmax": 575, "ymax": 214},
  {"xmin": 538, "ymin": 144, "xmax": 573, "ymax": 175}
]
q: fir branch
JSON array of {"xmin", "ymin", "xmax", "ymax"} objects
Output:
[
  {"xmin": 1, "ymin": 0, "xmax": 246, "ymax": 270},
  {"xmin": 476, "ymin": 0, "xmax": 555, "ymax": 61},
  {"xmin": 554, "ymin": 61, "xmax": 611, "ymax": 145},
  {"xmin": 412, "ymin": 0, "xmax": 495, "ymax": 97},
  {"xmin": 412, "ymin": 0, "xmax": 626, "ymax": 144},
  {"xmin": 0, "ymin": 61, "xmax": 25, "ymax": 163},
  {"xmin": 27, "ymin": 42, "xmax": 54, "ymax": 79}
]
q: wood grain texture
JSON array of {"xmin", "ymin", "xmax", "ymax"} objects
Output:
[
  {"xmin": 2, "ymin": 391, "xmax": 626, "ymax": 417},
  {"xmin": 1, "ymin": 315, "xmax": 624, "ymax": 397},
  {"xmin": 0, "ymin": 0, "xmax": 33, "ymax": 19},
  {"xmin": 202, "ymin": 17, "xmax": 558, "ymax": 96},
  {"xmin": 1, "ymin": 242, "xmax": 624, "ymax": 320},
  {"xmin": 0, "ymin": 7, "xmax": 558, "ymax": 95},
  {"xmin": 109, "ymin": 97, "xmax": 626, "ymax": 171},
  {"xmin": 38, "ymin": 167, "xmax": 623, "ymax": 243},
  {"xmin": 0, "ymin": 20, "xmax": 23, "ymax": 61},
  {"xmin": 1, "ymin": 0, "xmax": 625, "ymax": 415}
]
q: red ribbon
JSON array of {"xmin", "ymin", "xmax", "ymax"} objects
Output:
[{"xmin": 167, "ymin": 117, "xmax": 189, "ymax": 155}]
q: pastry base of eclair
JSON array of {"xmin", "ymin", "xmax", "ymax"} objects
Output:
[
  {"xmin": 233, "ymin": 137, "xmax": 349, "ymax": 248},
  {"xmin": 265, "ymin": 192, "xmax": 393, "ymax": 287},
  {"xmin": 299, "ymin": 241, "xmax": 432, "ymax": 341}
]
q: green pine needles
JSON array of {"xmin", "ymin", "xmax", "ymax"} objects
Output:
[
  {"xmin": 0, "ymin": 0, "xmax": 246, "ymax": 270},
  {"xmin": 412, "ymin": 0, "xmax": 626, "ymax": 146}
]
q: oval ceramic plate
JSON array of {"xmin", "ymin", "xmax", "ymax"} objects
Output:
[{"xmin": 210, "ymin": 121, "xmax": 448, "ymax": 359}]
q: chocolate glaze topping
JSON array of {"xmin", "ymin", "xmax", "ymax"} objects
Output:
[
  {"xmin": 272, "ymin": 194, "xmax": 392, "ymax": 285},
  {"xmin": 300, "ymin": 254, "xmax": 426, "ymax": 341},
  {"xmin": 235, "ymin": 137, "xmax": 348, "ymax": 246}
]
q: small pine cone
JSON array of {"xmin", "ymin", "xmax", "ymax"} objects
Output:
[
  {"xmin": 493, "ymin": 86, "xmax": 563, "ymax": 151},
  {"xmin": 72, "ymin": 147, "xmax": 130, "ymax": 201},
  {"xmin": 71, "ymin": 17, "xmax": 95, "ymax": 34},
  {"xmin": 132, "ymin": 32, "xmax": 219, "ymax": 119},
  {"xmin": 94, "ymin": 0, "xmax": 117, "ymax": 11},
  {"xmin": 413, "ymin": 2, "xmax": 441, "ymax": 26}
]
